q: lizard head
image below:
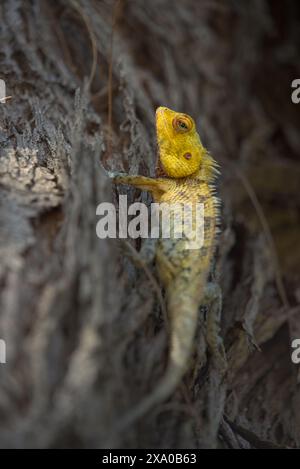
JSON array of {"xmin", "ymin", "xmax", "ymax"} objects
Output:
[{"xmin": 156, "ymin": 106, "xmax": 207, "ymax": 178}]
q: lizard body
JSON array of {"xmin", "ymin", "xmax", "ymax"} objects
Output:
[{"xmin": 112, "ymin": 107, "xmax": 225, "ymax": 425}]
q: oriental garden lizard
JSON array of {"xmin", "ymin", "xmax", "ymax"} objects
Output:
[{"xmin": 109, "ymin": 106, "xmax": 227, "ymax": 426}]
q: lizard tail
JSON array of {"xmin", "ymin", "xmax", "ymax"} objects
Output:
[{"xmin": 118, "ymin": 277, "xmax": 205, "ymax": 430}]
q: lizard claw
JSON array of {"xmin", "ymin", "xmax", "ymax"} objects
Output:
[
  {"xmin": 108, "ymin": 171, "xmax": 128, "ymax": 181},
  {"xmin": 98, "ymin": 160, "xmax": 126, "ymax": 180}
]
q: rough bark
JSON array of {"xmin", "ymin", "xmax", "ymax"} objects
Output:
[{"xmin": 0, "ymin": 0, "xmax": 299, "ymax": 448}]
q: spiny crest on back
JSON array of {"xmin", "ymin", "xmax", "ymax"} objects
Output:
[{"xmin": 199, "ymin": 149, "xmax": 220, "ymax": 184}]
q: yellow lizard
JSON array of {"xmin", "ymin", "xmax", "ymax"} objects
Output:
[{"xmin": 110, "ymin": 106, "xmax": 226, "ymax": 425}]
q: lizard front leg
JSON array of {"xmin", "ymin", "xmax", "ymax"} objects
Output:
[
  {"xmin": 202, "ymin": 283, "xmax": 227, "ymax": 375},
  {"xmin": 110, "ymin": 171, "xmax": 172, "ymax": 195}
]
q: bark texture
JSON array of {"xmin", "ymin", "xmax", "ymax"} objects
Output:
[{"xmin": 0, "ymin": 0, "xmax": 300, "ymax": 448}]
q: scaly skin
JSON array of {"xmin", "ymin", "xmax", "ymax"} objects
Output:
[{"xmin": 111, "ymin": 106, "xmax": 225, "ymax": 426}]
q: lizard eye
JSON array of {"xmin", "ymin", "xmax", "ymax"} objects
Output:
[
  {"xmin": 172, "ymin": 115, "xmax": 192, "ymax": 133},
  {"xmin": 178, "ymin": 120, "xmax": 188, "ymax": 130},
  {"xmin": 183, "ymin": 152, "xmax": 192, "ymax": 160}
]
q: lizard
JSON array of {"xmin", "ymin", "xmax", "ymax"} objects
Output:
[{"xmin": 109, "ymin": 106, "xmax": 226, "ymax": 426}]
